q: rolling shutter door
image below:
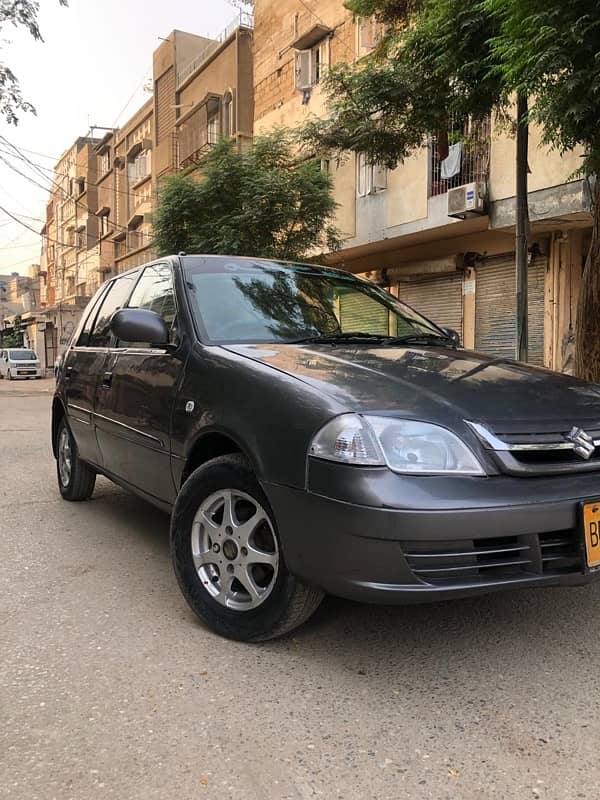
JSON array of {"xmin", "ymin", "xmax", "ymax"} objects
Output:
[
  {"xmin": 527, "ymin": 255, "xmax": 546, "ymax": 366},
  {"xmin": 339, "ymin": 292, "xmax": 389, "ymax": 334},
  {"xmin": 475, "ymin": 254, "xmax": 546, "ymax": 364},
  {"xmin": 398, "ymin": 272, "xmax": 464, "ymax": 339}
]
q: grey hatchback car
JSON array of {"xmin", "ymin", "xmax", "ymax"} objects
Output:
[{"xmin": 52, "ymin": 255, "xmax": 600, "ymax": 641}]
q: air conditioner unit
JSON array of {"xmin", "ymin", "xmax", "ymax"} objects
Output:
[{"xmin": 447, "ymin": 182, "xmax": 486, "ymax": 219}]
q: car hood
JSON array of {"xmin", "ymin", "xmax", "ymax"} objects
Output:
[{"xmin": 226, "ymin": 343, "xmax": 600, "ymax": 429}]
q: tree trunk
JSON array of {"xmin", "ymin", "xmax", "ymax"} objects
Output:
[
  {"xmin": 515, "ymin": 93, "xmax": 530, "ymax": 363},
  {"xmin": 575, "ymin": 179, "xmax": 600, "ymax": 381}
]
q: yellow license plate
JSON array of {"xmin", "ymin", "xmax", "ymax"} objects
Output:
[{"xmin": 583, "ymin": 501, "xmax": 600, "ymax": 568}]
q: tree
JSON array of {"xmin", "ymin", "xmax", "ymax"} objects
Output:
[
  {"xmin": 0, "ymin": 0, "xmax": 67, "ymax": 125},
  {"xmin": 487, "ymin": 0, "xmax": 600, "ymax": 379},
  {"xmin": 303, "ymin": 0, "xmax": 600, "ymax": 378},
  {"xmin": 153, "ymin": 132, "xmax": 341, "ymax": 262}
]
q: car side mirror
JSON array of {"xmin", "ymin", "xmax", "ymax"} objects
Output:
[
  {"xmin": 110, "ymin": 308, "xmax": 170, "ymax": 347},
  {"xmin": 441, "ymin": 327, "xmax": 461, "ymax": 347}
]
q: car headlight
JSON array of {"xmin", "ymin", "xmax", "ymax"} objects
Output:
[{"xmin": 309, "ymin": 414, "xmax": 484, "ymax": 475}]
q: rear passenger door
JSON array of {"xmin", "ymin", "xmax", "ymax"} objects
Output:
[
  {"xmin": 62, "ymin": 282, "xmax": 114, "ymax": 466},
  {"xmin": 65, "ymin": 274, "xmax": 140, "ymax": 467},
  {"xmin": 94, "ymin": 263, "xmax": 183, "ymax": 503}
]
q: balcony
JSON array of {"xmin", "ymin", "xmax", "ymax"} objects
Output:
[
  {"xmin": 177, "ymin": 96, "xmax": 221, "ymax": 169},
  {"xmin": 429, "ymin": 116, "xmax": 491, "ymax": 197}
]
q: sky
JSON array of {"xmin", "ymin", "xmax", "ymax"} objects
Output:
[{"xmin": 0, "ymin": 0, "xmax": 241, "ymax": 275}]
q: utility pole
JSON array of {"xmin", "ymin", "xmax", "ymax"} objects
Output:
[{"xmin": 515, "ymin": 93, "xmax": 530, "ymax": 362}]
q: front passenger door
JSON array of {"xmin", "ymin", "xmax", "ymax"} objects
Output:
[{"xmin": 94, "ymin": 263, "xmax": 183, "ymax": 503}]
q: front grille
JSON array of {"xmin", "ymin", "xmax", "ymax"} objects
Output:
[
  {"xmin": 539, "ymin": 530, "xmax": 581, "ymax": 573},
  {"xmin": 402, "ymin": 530, "xmax": 581, "ymax": 586},
  {"xmin": 467, "ymin": 421, "xmax": 600, "ymax": 476}
]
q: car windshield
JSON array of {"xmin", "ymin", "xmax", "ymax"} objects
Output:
[
  {"xmin": 182, "ymin": 256, "xmax": 444, "ymax": 345},
  {"xmin": 9, "ymin": 350, "xmax": 36, "ymax": 361}
]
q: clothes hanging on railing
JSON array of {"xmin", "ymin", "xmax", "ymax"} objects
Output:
[{"xmin": 441, "ymin": 142, "xmax": 463, "ymax": 180}]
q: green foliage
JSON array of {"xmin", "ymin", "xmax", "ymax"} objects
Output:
[
  {"xmin": 0, "ymin": 0, "xmax": 68, "ymax": 124},
  {"xmin": 303, "ymin": 0, "xmax": 505, "ymax": 169},
  {"xmin": 305, "ymin": 0, "xmax": 600, "ymax": 180},
  {"xmin": 154, "ymin": 132, "xmax": 341, "ymax": 261},
  {"xmin": 487, "ymin": 0, "xmax": 600, "ymax": 175},
  {"xmin": 345, "ymin": 0, "xmax": 418, "ymax": 27}
]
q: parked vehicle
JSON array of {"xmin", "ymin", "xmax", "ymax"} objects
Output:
[
  {"xmin": 0, "ymin": 348, "xmax": 43, "ymax": 380},
  {"xmin": 52, "ymin": 255, "xmax": 600, "ymax": 641}
]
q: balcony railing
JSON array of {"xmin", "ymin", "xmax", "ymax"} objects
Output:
[
  {"xmin": 429, "ymin": 116, "xmax": 491, "ymax": 197},
  {"xmin": 178, "ymin": 100, "xmax": 221, "ymax": 168},
  {"xmin": 176, "ymin": 10, "xmax": 253, "ymax": 86}
]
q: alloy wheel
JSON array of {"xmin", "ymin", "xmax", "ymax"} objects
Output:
[
  {"xmin": 191, "ymin": 490, "xmax": 279, "ymax": 611},
  {"xmin": 58, "ymin": 426, "xmax": 72, "ymax": 487}
]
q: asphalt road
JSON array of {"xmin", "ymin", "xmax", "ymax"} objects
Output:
[{"xmin": 1, "ymin": 377, "xmax": 599, "ymax": 799}]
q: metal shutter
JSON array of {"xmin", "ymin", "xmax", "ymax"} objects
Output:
[
  {"xmin": 475, "ymin": 254, "xmax": 546, "ymax": 364},
  {"xmin": 398, "ymin": 272, "xmax": 464, "ymax": 339},
  {"xmin": 339, "ymin": 293, "xmax": 389, "ymax": 334},
  {"xmin": 528, "ymin": 255, "xmax": 546, "ymax": 366}
]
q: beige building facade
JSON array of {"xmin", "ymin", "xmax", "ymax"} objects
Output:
[
  {"xmin": 41, "ymin": 136, "xmax": 103, "ymax": 352},
  {"xmin": 42, "ymin": 12, "xmax": 255, "ymax": 347},
  {"xmin": 254, "ymin": 0, "xmax": 592, "ymax": 372}
]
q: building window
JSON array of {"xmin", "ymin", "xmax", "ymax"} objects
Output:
[
  {"xmin": 222, "ymin": 90, "xmax": 235, "ymax": 138},
  {"xmin": 357, "ymin": 153, "xmax": 387, "ymax": 197},
  {"xmin": 127, "ymin": 150, "xmax": 151, "ymax": 185},
  {"xmin": 357, "ymin": 16, "xmax": 385, "ymax": 56},
  {"xmin": 100, "ymin": 212, "xmax": 110, "ymax": 237},
  {"xmin": 76, "ymin": 227, "xmax": 86, "ymax": 250},
  {"xmin": 295, "ymin": 38, "xmax": 330, "ymax": 91},
  {"xmin": 99, "ymin": 151, "xmax": 111, "ymax": 175},
  {"xmin": 76, "ymin": 178, "xmax": 85, "ymax": 196},
  {"xmin": 207, "ymin": 114, "xmax": 219, "ymax": 146}
]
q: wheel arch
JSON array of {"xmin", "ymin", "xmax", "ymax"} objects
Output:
[{"xmin": 180, "ymin": 429, "xmax": 260, "ymax": 488}]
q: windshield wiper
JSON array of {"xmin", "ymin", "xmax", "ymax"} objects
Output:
[
  {"xmin": 386, "ymin": 333, "xmax": 456, "ymax": 347},
  {"xmin": 288, "ymin": 332, "xmax": 393, "ymax": 345}
]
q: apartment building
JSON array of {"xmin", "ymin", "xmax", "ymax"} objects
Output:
[
  {"xmin": 94, "ymin": 15, "xmax": 254, "ymax": 275},
  {"xmin": 41, "ymin": 12, "xmax": 254, "ymax": 349},
  {"xmin": 40, "ymin": 136, "xmax": 103, "ymax": 351},
  {"xmin": 253, "ymin": 0, "xmax": 592, "ymax": 372}
]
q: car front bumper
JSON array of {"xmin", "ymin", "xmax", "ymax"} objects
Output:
[
  {"xmin": 263, "ymin": 461, "xmax": 600, "ymax": 603},
  {"xmin": 11, "ymin": 368, "xmax": 42, "ymax": 378}
]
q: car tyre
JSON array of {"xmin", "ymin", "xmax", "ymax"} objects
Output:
[
  {"xmin": 171, "ymin": 454, "xmax": 324, "ymax": 642},
  {"xmin": 56, "ymin": 418, "xmax": 96, "ymax": 501}
]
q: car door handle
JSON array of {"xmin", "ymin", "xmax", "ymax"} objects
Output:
[
  {"xmin": 65, "ymin": 365, "xmax": 74, "ymax": 380},
  {"xmin": 101, "ymin": 371, "xmax": 113, "ymax": 389}
]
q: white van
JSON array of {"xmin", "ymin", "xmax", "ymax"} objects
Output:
[{"xmin": 0, "ymin": 349, "xmax": 43, "ymax": 380}]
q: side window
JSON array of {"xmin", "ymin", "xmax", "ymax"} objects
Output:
[
  {"xmin": 127, "ymin": 263, "xmax": 176, "ymax": 324},
  {"xmin": 89, "ymin": 273, "xmax": 139, "ymax": 348},
  {"xmin": 119, "ymin": 263, "xmax": 176, "ymax": 349},
  {"xmin": 76, "ymin": 285, "xmax": 110, "ymax": 347}
]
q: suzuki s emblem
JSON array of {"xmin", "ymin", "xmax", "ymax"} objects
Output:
[{"xmin": 566, "ymin": 426, "xmax": 596, "ymax": 460}]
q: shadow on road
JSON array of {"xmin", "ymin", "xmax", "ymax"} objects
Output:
[{"xmin": 78, "ymin": 477, "xmax": 600, "ymax": 682}]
